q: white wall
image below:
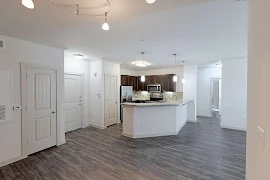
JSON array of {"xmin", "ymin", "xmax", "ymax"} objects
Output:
[
  {"xmin": 221, "ymin": 58, "xmax": 247, "ymax": 131},
  {"xmin": 197, "ymin": 67, "xmax": 222, "ymax": 117},
  {"xmin": 64, "ymin": 57, "xmax": 90, "ymax": 127},
  {"xmin": 0, "ymin": 34, "xmax": 65, "ymax": 164},
  {"xmin": 183, "ymin": 64, "xmax": 197, "ymax": 122},
  {"xmin": 133, "ymin": 66, "xmax": 184, "ymax": 92},
  {"xmin": 89, "ymin": 60, "xmax": 120, "ymax": 129},
  {"xmin": 247, "ymin": 0, "xmax": 270, "ymax": 179},
  {"xmin": 120, "ymin": 69, "xmax": 136, "ymax": 76}
]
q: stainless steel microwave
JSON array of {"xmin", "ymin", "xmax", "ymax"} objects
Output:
[{"xmin": 147, "ymin": 84, "xmax": 161, "ymax": 93}]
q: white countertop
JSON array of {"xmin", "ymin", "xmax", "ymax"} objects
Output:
[{"xmin": 122, "ymin": 100, "xmax": 192, "ymax": 107}]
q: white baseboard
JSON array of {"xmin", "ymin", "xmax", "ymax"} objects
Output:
[
  {"xmin": 58, "ymin": 140, "xmax": 66, "ymax": 146},
  {"xmin": 188, "ymin": 119, "xmax": 197, "ymax": 123},
  {"xmin": 197, "ymin": 115, "xmax": 211, "ymax": 118},
  {"xmin": 88, "ymin": 124, "xmax": 106, "ymax": 130},
  {"xmin": 122, "ymin": 121, "xmax": 187, "ymax": 139},
  {"xmin": 0, "ymin": 155, "xmax": 27, "ymax": 168},
  {"xmin": 221, "ymin": 124, "xmax": 246, "ymax": 131}
]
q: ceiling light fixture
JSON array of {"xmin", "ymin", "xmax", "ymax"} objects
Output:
[
  {"xmin": 22, "ymin": 0, "xmax": 34, "ymax": 9},
  {"xmin": 73, "ymin": 54, "xmax": 84, "ymax": 60},
  {"xmin": 146, "ymin": 0, "xmax": 156, "ymax": 4},
  {"xmin": 173, "ymin": 54, "xmax": 178, "ymax": 82},
  {"xmin": 140, "ymin": 52, "xmax": 146, "ymax": 82},
  {"xmin": 102, "ymin": 12, "xmax": 110, "ymax": 31},
  {"xmin": 182, "ymin": 61, "xmax": 186, "ymax": 84},
  {"xmin": 22, "ymin": 0, "xmax": 112, "ymax": 30},
  {"xmin": 132, "ymin": 61, "xmax": 150, "ymax": 67}
]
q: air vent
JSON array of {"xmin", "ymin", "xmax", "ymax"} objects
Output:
[
  {"xmin": 0, "ymin": 40, "xmax": 4, "ymax": 49},
  {"xmin": 0, "ymin": 105, "xmax": 6, "ymax": 120}
]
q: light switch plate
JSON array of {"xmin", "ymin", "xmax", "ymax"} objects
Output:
[{"xmin": 257, "ymin": 126, "xmax": 265, "ymax": 147}]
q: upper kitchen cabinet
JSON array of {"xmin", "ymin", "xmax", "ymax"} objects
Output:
[
  {"xmin": 121, "ymin": 75, "xmax": 138, "ymax": 90},
  {"xmin": 121, "ymin": 74, "xmax": 176, "ymax": 92}
]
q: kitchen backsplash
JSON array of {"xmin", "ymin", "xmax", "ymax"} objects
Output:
[
  {"xmin": 133, "ymin": 91, "xmax": 150, "ymax": 101},
  {"xmin": 163, "ymin": 91, "xmax": 183, "ymax": 101},
  {"xmin": 132, "ymin": 91, "xmax": 183, "ymax": 101}
]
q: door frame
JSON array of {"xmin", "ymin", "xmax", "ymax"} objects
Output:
[
  {"xmin": 104, "ymin": 73, "xmax": 119, "ymax": 127},
  {"xmin": 210, "ymin": 77, "xmax": 222, "ymax": 118},
  {"xmin": 20, "ymin": 62, "xmax": 61, "ymax": 156},
  {"xmin": 64, "ymin": 72, "xmax": 84, "ymax": 130}
]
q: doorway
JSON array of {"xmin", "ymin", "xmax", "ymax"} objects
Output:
[
  {"xmin": 21, "ymin": 63, "xmax": 58, "ymax": 156},
  {"xmin": 64, "ymin": 73, "xmax": 83, "ymax": 132},
  {"xmin": 211, "ymin": 78, "xmax": 222, "ymax": 119},
  {"xmin": 104, "ymin": 74, "xmax": 118, "ymax": 127}
]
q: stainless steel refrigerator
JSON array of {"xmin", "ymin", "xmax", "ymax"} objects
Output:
[{"xmin": 120, "ymin": 86, "xmax": 133, "ymax": 122}]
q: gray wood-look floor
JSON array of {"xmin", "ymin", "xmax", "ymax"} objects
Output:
[{"xmin": 0, "ymin": 117, "xmax": 246, "ymax": 180}]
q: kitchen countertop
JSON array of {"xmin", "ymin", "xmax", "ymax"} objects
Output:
[{"xmin": 122, "ymin": 100, "xmax": 192, "ymax": 107}]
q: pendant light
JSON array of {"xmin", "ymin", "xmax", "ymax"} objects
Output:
[
  {"xmin": 173, "ymin": 54, "xmax": 178, "ymax": 82},
  {"xmin": 102, "ymin": 12, "xmax": 109, "ymax": 31},
  {"xmin": 22, "ymin": 0, "xmax": 34, "ymax": 9},
  {"xmin": 146, "ymin": 0, "xmax": 156, "ymax": 4},
  {"xmin": 182, "ymin": 61, "xmax": 186, "ymax": 84},
  {"xmin": 140, "ymin": 52, "xmax": 146, "ymax": 82}
]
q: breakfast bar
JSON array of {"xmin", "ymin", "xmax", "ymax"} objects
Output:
[{"xmin": 122, "ymin": 100, "xmax": 193, "ymax": 138}]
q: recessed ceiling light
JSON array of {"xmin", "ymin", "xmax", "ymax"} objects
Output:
[
  {"xmin": 146, "ymin": 0, "xmax": 156, "ymax": 4},
  {"xmin": 22, "ymin": 0, "xmax": 34, "ymax": 9},
  {"xmin": 73, "ymin": 54, "xmax": 84, "ymax": 60}
]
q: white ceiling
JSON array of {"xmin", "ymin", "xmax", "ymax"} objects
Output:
[{"xmin": 0, "ymin": 0, "xmax": 247, "ymax": 70}]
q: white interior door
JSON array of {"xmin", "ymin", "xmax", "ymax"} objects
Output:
[
  {"xmin": 64, "ymin": 74, "xmax": 82, "ymax": 132},
  {"xmin": 26, "ymin": 67, "xmax": 57, "ymax": 155},
  {"xmin": 105, "ymin": 75, "xmax": 118, "ymax": 127}
]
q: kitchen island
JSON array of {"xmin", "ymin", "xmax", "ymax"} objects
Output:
[{"xmin": 122, "ymin": 100, "xmax": 194, "ymax": 138}]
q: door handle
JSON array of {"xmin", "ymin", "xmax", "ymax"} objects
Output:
[{"xmin": 52, "ymin": 111, "xmax": 56, "ymax": 114}]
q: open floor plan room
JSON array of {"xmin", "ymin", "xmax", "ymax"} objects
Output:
[{"xmin": 1, "ymin": 0, "xmax": 270, "ymax": 179}]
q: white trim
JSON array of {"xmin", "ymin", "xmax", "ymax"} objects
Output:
[
  {"xmin": 20, "ymin": 62, "xmax": 62, "ymax": 156},
  {"xmin": 210, "ymin": 77, "xmax": 222, "ymax": 118},
  {"xmin": 197, "ymin": 115, "xmax": 211, "ymax": 118},
  {"xmin": 122, "ymin": 121, "xmax": 186, "ymax": 139},
  {"xmin": 220, "ymin": 124, "xmax": 246, "ymax": 131},
  {"xmin": 58, "ymin": 140, "xmax": 66, "ymax": 146},
  {"xmin": 187, "ymin": 119, "xmax": 197, "ymax": 123},
  {"xmin": 64, "ymin": 72, "xmax": 84, "ymax": 130},
  {"xmin": 0, "ymin": 155, "xmax": 27, "ymax": 168},
  {"xmin": 88, "ymin": 124, "xmax": 106, "ymax": 130}
]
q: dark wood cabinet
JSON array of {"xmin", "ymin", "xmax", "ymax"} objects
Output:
[{"xmin": 121, "ymin": 74, "xmax": 176, "ymax": 92}]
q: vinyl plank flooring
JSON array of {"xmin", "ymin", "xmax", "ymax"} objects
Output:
[{"xmin": 0, "ymin": 117, "xmax": 246, "ymax": 180}]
